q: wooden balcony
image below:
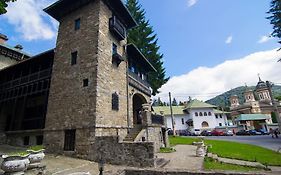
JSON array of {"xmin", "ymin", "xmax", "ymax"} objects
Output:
[
  {"xmin": 109, "ymin": 16, "xmax": 126, "ymax": 40},
  {"xmin": 128, "ymin": 71, "xmax": 151, "ymax": 96}
]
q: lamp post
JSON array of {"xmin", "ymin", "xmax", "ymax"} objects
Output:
[{"xmin": 98, "ymin": 159, "xmax": 104, "ymax": 175}]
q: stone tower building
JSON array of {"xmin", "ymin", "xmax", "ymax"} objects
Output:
[
  {"xmin": 0, "ymin": 0, "xmax": 166, "ymax": 167},
  {"xmin": 42, "ymin": 0, "xmax": 165, "ymax": 166}
]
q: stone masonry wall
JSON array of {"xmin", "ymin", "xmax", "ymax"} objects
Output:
[
  {"xmin": 44, "ymin": 0, "xmax": 100, "ymax": 157},
  {"xmin": 90, "ymin": 136, "xmax": 155, "ymax": 167},
  {"xmin": 94, "ymin": 0, "xmax": 129, "ymax": 138}
]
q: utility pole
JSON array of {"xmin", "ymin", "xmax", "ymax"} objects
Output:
[
  {"xmin": 169, "ymin": 92, "xmax": 176, "ymax": 136},
  {"xmin": 266, "ymin": 81, "xmax": 281, "ymax": 131}
]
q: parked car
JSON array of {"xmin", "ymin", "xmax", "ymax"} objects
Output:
[
  {"xmin": 223, "ymin": 130, "xmax": 233, "ymax": 136},
  {"xmin": 249, "ymin": 129, "xmax": 262, "ymax": 135},
  {"xmin": 178, "ymin": 130, "xmax": 190, "ymax": 136},
  {"xmin": 211, "ymin": 130, "xmax": 224, "ymax": 136},
  {"xmin": 200, "ymin": 130, "xmax": 212, "ymax": 136},
  {"xmin": 194, "ymin": 129, "xmax": 201, "ymax": 136},
  {"xmin": 256, "ymin": 129, "xmax": 269, "ymax": 135},
  {"xmin": 236, "ymin": 130, "xmax": 250, "ymax": 135},
  {"xmin": 167, "ymin": 128, "xmax": 173, "ymax": 135}
]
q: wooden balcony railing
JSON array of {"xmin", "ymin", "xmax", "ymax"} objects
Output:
[{"xmin": 109, "ymin": 16, "xmax": 126, "ymax": 40}]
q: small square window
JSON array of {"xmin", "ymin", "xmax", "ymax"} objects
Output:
[
  {"xmin": 74, "ymin": 18, "xmax": 81, "ymax": 30},
  {"xmin": 23, "ymin": 136, "xmax": 29, "ymax": 146},
  {"xmin": 71, "ymin": 51, "xmax": 77, "ymax": 65},
  {"xmin": 83, "ymin": 79, "xmax": 89, "ymax": 87}
]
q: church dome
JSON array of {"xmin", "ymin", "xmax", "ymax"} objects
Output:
[{"xmin": 256, "ymin": 77, "xmax": 267, "ymax": 90}]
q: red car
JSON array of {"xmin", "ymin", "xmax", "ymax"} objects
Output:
[{"xmin": 211, "ymin": 130, "xmax": 224, "ymax": 136}]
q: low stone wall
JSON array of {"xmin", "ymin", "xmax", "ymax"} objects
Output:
[
  {"xmin": 124, "ymin": 169, "xmax": 265, "ymax": 175},
  {"xmin": 89, "ymin": 136, "xmax": 155, "ymax": 167}
]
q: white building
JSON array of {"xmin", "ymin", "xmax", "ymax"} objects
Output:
[{"xmin": 153, "ymin": 99, "xmax": 229, "ymax": 134}]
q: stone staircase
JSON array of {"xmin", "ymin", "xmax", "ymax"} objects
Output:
[{"xmin": 123, "ymin": 125, "xmax": 143, "ymax": 142}]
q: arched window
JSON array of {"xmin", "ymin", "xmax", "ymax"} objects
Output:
[
  {"xmin": 259, "ymin": 94, "xmax": 263, "ymax": 100},
  {"xmin": 201, "ymin": 121, "xmax": 209, "ymax": 128},
  {"xmin": 204, "ymin": 112, "xmax": 207, "ymax": 116},
  {"xmin": 208, "ymin": 112, "xmax": 212, "ymax": 116},
  {"xmin": 195, "ymin": 112, "xmax": 198, "ymax": 116},
  {"xmin": 199, "ymin": 112, "xmax": 203, "ymax": 116}
]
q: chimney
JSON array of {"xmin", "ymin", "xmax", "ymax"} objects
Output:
[
  {"xmin": 14, "ymin": 44, "xmax": 23, "ymax": 50},
  {"xmin": 0, "ymin": 33, "xmax": 8, "ymax": 44}
]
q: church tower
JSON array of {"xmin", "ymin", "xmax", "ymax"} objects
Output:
[
  {"xmin": 230, "ymin": 95, "xmax": 240, "ymax": 109},
  {"xmin": 256, "ymin": 76, "xmax": 271, "ymax": 103},
  {"xmin": 244, "ymin": 86, "xmax": 256, "ymax": 103}
]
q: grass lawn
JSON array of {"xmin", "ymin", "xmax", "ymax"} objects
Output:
[
  {"xmin": 160, "ymin": 147, "xmax": 176, "ymax": 153},
  {"xmin": 204, "ymin": 157, "xmax": 267, "ymax": 172},
  {"xmin": 169, "ymin": 136, "xmax": 281, "ymax": 166}
]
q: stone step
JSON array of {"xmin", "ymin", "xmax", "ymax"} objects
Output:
[
  {"xmin": 155, "ymin": 158, "xmax": 170, "ymax": 168},
  {"xmin": 123, "ymin": 126, "xmax": 143, "ymax": 142}
]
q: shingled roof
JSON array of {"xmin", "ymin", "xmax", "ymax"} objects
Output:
[{"xmin": 184, "ymin": 99, "xmax": 216, "ymax": 110}]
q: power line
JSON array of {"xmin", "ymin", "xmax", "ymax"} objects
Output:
[{"xmin": 156, "ymin": 92, "xmax": 225, "ymax": 97}]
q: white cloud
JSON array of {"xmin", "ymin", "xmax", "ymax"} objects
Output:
[
  {"xmin": 258, "ymin": 35, "xmax": 273, "ymax": 44},
  {"xmin": 187, "ymin": 0, "xmax": 198, "ymax": 7},
  {"xmin": 3, "ymin": 0, "xmax": 58, "ymax": 41},
  {"xmin": 225, "ymin": 35, "xmax": 233, "ymax": 44},
  {"xmin": 155, "ymin": 48, "xmax": 281, "ymax": 102}
]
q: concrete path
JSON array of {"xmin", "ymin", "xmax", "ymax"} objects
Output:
[
  {"xmin": 207, "ymin": 153, "xmax": 265, "ymax": 168},
  {"xmin": 207, "ymin": 152, "xmax": 281, "ymax": 175},
  {"xmin": 156, "ymin": 145, "xmax": 204, "ymax": 171}
]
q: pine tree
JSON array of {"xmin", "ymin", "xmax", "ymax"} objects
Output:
[
  {"xmin": 126, "ymin": 0, "xmax": 169, "ymax": 95},
  {"xmin": 267, "ymin": 0, "xmax": 281, "ymax": 49},
  {"xmin": 157, "ymin": 97, "xmax": 163, "ymax": 106},
  {"xmin": 0, "ymin": 0, "xmax": 16, "ymax": 15},
  {"xmin": 172, "ymin": 98, "xmax": 178, "ymax": 106}
]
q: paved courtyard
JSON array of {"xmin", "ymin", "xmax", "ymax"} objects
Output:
[
  {"xmin": 204, "ymin": 135, "xmax": 281, "ymax": 151},
  {"xmin": 0, "ymin": 144, "xmax": 204, "ymax": 175},
  {"xmin": 156, "ymin": 145, "xmax": 204, "ymax": 171}
]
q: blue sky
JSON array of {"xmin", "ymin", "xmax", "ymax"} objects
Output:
[
  {"xmin": 139, "ymin": 0, "xmax": 279, "ymax": 76},
  {"xmin": 1, "ymin": 0, "xmax": 281, "ymax": 101}
]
